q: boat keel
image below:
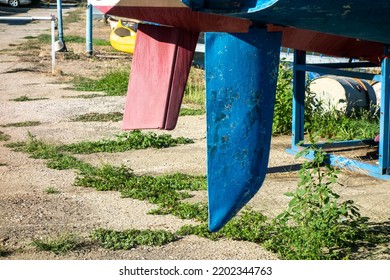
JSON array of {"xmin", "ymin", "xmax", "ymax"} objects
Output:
[
  {"xmin": 122, "ymin": 24, "xmax": 199, "ymax": 130},
  {"xmin": 206, "ymin": 28, "xmax": 282, "ymax": 231}
]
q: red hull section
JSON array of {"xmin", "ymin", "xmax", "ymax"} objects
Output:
[
  {"xmin": 96, "ymin": 5, "xmax": 384, "ymax": 62},
  {"xmin": 269, "ymin": 26, "xmax": 384, "ymax": 64},
  {"xmin": 122, "ymin": 24, "xmax": 199, "ymax": 130},
  {"xmin": 95, "ymin": 6, "xmax": 251, "ymax": 33}
]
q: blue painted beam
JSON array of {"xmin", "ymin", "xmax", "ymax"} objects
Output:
[
  {"xmin": 301, "ymin": 140, "xmax": 377, "ymax": 150},
  {"xmin": 308, "ymin": 62, "xmax": 378, "ymax": 69},
  {"xmin": 295, "ymin": 64, "xmax": 378, "ymax": 81},
  {"xmin": 206, "ymin": 27, "xmax": 282, "ymax": 231},
  {"xmin": 185, "ymin": 0, "xmax": 390, "ymax": 45},
  {"xmin": 292, "ymin": 50, "xmax": 305, "ymax": 147},
  {"xmin": 286, "ymin": 148, "xmax": 390, "ymax": 180},
  {"xmin": 379, "ymin": 47, "xmax": 390, "ymax": 175}
]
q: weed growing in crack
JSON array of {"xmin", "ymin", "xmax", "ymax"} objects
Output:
[
  {"xmin": 10, "ymin": 96, "xmax": 48, "ymax": 102},
  {"xmin": 1, "ymin": 121, "xmax": 41, "ymax": 128},
  {"xmin": 91, "ymin": 229, "xmax": 177, "ymax": 250}
]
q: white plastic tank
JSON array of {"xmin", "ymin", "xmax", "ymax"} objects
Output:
[
  {"xmin": 371, "ymin": 81, "xmax": 382, "ymax": 106},
  {"xmin": 308, "ymin": 75, "xmax": 377, "ymax": 115}
]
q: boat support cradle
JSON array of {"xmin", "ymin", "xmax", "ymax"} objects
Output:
[{"xmin": 287, "ymin": 48, "xmax": 390, "ymax": 180}]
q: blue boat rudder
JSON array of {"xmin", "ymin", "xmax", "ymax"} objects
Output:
[{"xmin": 206, "ymin": 27, "xmax": 282, "ymax": 231}]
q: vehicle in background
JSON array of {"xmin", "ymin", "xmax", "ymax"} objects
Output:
[{"xmin": 0, "ymin": 0, "xmax": 32, "ymax": 8}]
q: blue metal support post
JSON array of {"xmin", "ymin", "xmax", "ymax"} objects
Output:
[
  {"xmin": 86, "ymin": 4, "xmax": 93, "ymax": 55},
  {"xmin": 379, "ymin": 46, "xmax": 390, "ymax": 174},
  {"xmin": 292, "ymin": 50, "xmax": 306, "ymax": 147},
  {"xmin": 56, "ymin": 0, "xmax": 67, "ymax": 51}
]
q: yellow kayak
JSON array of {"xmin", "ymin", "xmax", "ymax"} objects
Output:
[{"xmin": 110, "ymin": 20, "xmax": 137, "ymax": 54}]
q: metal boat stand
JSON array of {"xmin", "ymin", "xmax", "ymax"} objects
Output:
[{"xmin": 286, "ymin": 48, "xmax": 390, "ymax": 180}]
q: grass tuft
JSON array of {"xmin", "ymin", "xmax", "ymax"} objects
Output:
[
  {"xmin": 5, "ymin": 134, "xmax": 93, "ymax": 172},
  {"xmin": 32, "ymin": 234, "xmax": 81, "ymax": 255},
  {"xmin": 72, "ymin": 70, "xmax": 130, "ymax": 96},
  {"xmin": 0, "ymin": 131, "xmax": 11, "ymax": 141},
  {"xmin": 183, "ymin": 67, "xmax": 205, "ymax": 107},
  {"xmin": 45, "ymin": 187, "xmax": 60, "ymax": 194},
  {"xmin": 179, "ymin": 107, "xmax": 205, "ymax": 116},
  {"xmin": 25, "ymin": 34, "xmax": 110, "ymax": 46},
  {"xmin": 177, "ymin": 208, "xmax": 269, "ymax": 242},
  {"xmin": 91, "ymin": 228, "xmax": 177, "ymax": 250},
  {"xmin": 1, "ymin": 121, "xmax": 41, "ymax": 128},
  {"xmin": 71, "ymin": 112, "xmax": 123, "ymax": 122},
  {"xmin": 59, "ymin": 130, "xmax": 194, "ymax": 154},
  {"xmin": 63, "ymin": 94, "xmax": 105, "ymax": 99},
  {"xmin": 10, "ymin": 96, "xmax": 48, "ymax": 102}
]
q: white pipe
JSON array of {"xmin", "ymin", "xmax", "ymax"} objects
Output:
[
  {"xmin": 0, "ymin": 15, "xmax": 57, "ymax": 74},
  {"xmin": 0, "ymin": 16, "xmax": 53, "ymax": 21},
  {"xmin": 51, "ymin": 16, "xmax": 56, "ymax": 74}
]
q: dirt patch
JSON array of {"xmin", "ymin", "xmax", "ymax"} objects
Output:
[{"xmin": 0, "ymin": 6, "xmax": 389, "ymax": 260}]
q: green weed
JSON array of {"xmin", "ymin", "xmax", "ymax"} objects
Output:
[
  {"xmin": 305, "ymin": 107, "xmax": 379, "ymax": 140},
  {"xmin": 273, "ymin": 62, "xmax": 293, "ymax": 135},
  {"xmin": 32, "ymin": 234, "xmax": 81, "ymax": 255},
  {"xmin": 76, "ymin": 166, "xmax": 206, "ymax": 212},
  {"xmin": 72, "ymin": 70, "xmax": 130, "ymax": 96},
  {"xmin": 71, "ymin": 112, "xmax": 123, "ymax": 122},
  {"xmin": 149, "ymin": 202, "xmax": 208, "ymax": 222},
  {"xmin": 179, "ymin": 107, "xmax": 205, "ymax": 116},
  {"xmin": 6, "ymin": 134, "xmax": 383, "ymax": 259},
  {"xmin": 177, "ymin": 208, "xmax": 269, "ymax": 243},
  {"xmin": 1, "ymin": 121, "xmax": 41, "ymax": 128},
  {"xmin": 264, "ymin": 139, "xmax": 369, "ymax": 259},
  {"xmin": 63, "ymin": 94, "xmax": 105, "ymax": 99},
  {"xmin": 10, "ymin": 96, "xmax": 48, "ymax": 102},
  {"xmin": 5, "ymin": 134, "xmax": 93, "ymax": 172},
  {"xmin": 59, "ymin": 130, "xmax": 193, "ymax": 154},
  {"xmin": 45, "ymin": 187, "xmax": 60, "ymax": 194},
  {"xmin": 91, "ymin": 228, "xmax": 177, "ymax": 250},
  {"xmin": 183, "ymin": 67, "xmax": 205, "ymax": 107},
  {"xmin": 0, "ymin": 131, "xmax": 11, "ymax": 141},
  {"xmin": 271, "ymin": 64, "xmax": 378, "ymax": 139},
  {"xmin": 25, "ymin": 34, "xmax": 110, "ymax": 46}
]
